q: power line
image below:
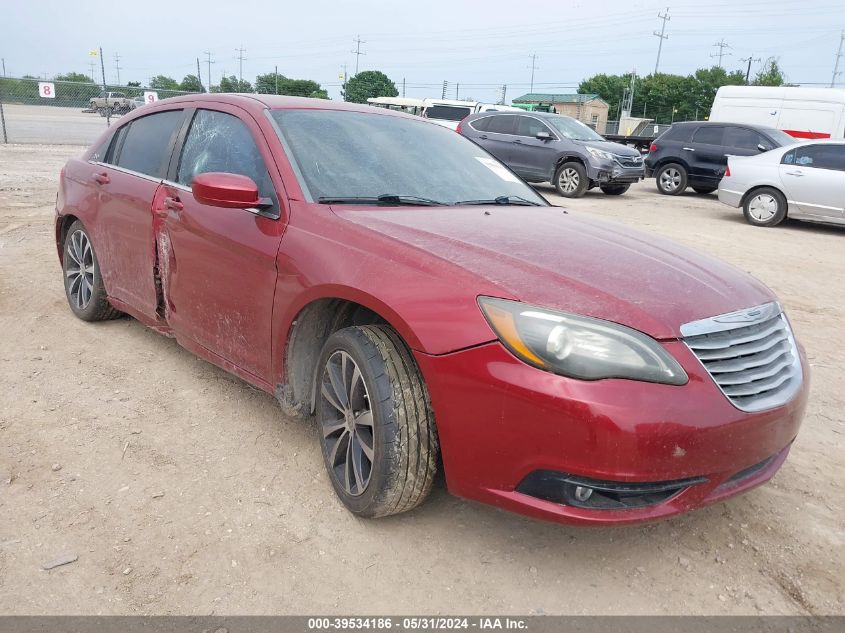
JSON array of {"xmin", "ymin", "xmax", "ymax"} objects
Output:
[
  {"xmin": 235, "ymin": 46, "xmax": 246, "ymax": 86},
  {"xmin": 711, "ymin": 39, "xmax": 731, "ymax": 68},
  {"xmin": 527, "ymin": 53, "xmax": 539, "ymax": 92},
  {"xmin": 203, "ymin": 51, "xmax": 215, "ymax": 93},
  {"xmin": 351, "ymin": 35, "xmax": 366, "ymax": 75},
  {"xmin": 832, "ymin": 29, "xmax": 845, "ymax": 87},
  {"xmin": 740, "ymin": 56, "xmax": 761, "ymax": 84},
  {"xmin": 653, "ymin": 8, "xmax": 670, "ymax": 74}
]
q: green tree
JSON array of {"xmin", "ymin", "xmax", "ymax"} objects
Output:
[
  {"xmin": 149, "ymin": 75, "xmax": 180, "ymax": 90},
  {"xmin": 342, "ymin": 70, "xmax": 398, "ymax": 103},
  {"xmin": 127, "ymin": 81, "xmax": 141, "ymax": 87},
  {"xmin": 54, "ymin": 72, "xmax": 93, "ymax": 83},
  {"xmin": 180, "ymin": 74, "xmax": 204, "ymax": 92},
  {"xmin": 217, "ymin": 75, "xmax": 253, "ymax": 93},
  {"xmin": 578, "ymin": 73, "xmax": 638, "ymax": 119},
  {"xmin": 753, "ymin": 58, "xmax": 786, "ymax": 86},
  {"xmin": 255, "ymin": 72, "xmax": 328, "ymax": 98}
]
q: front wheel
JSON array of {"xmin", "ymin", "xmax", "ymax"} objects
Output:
[
  {"xmin": 655, "ymin": 163, "xmax": 687, "ymax": 195},
  {"xmin": 743, "ymin": 187, "xmax": 787, "ymax": 227},
  {"xmin": 554, "ymin": 162, "xmax": 588, "ymax": 198},
  {"xmin": 316, "ymin": 325, "xmax": 439, "ymax": 518},
  {"xmin": 600, "ymin": 184, "xmax": 630, "ymax": 195}
]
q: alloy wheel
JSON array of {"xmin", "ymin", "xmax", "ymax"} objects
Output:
[
  {"xmin": 319, "ymin": 350, "xmax": 375, "ymax": 496},
  {"xmin": 660, "ymin": 167, "xmax": 681, "ymax": 192},
  {"xmin": 748, "ymin": 194, "xmax": 778, "ymax": 222},
  {"xmin": 66, "ymin": 230, "xmax": 94, "ymax": 310},
  {"xmin": 558, "ymin": 168, "xmax": 580, "ymax": 193}
]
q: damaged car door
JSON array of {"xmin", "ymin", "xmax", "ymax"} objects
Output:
[{"xmin": 155, "ymin": 106, "xmax": 286, "ymax": 381}]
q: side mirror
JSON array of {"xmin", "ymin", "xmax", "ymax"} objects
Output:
[
  {"xmin": 757, "ymin": 143, "xmax": 769, "ymax": 152},
  {"xmin": 192, "ymin": 172, "xmax": 265, "ymax": 209},
  {"xmin": 536, "ymin": 131, "xmax": 552, "ymax": 141}
]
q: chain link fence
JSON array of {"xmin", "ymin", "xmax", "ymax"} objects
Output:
[{"xmin": 0, "ymin": 77, "xmax": 199, "ymax": 144}]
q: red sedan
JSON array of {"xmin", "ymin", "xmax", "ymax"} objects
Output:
[{"xmin": 55, "ymin": 95, "xmax": 808, "ymax": 525}]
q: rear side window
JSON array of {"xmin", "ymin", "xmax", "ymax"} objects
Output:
[
  {"xmin": 723, "ymin": 127, "xmax": 768, "ymax": 151},
  {"xmin": 487, "ymin": 115, "xmax": 517, "ymax": 135},
  {"xmin": 114, "ymin": 110, "xmax": 184, "ymax": 178},
  {"xmin": 516, "ymin": 116, "xmax": 551, "ymax": 137},
  {"xmin": 789, "ymin": 144, "xmax": 845, "ymax": 171},
  {"xmin": 692, "ymin": 126, "xmax": 725, "ymax": 145},
  {"xmin": 470, "ymin": 117, "xmax": 492, "ymax": 132},
  {"xmin": 176, "ymin": 109, "xmax": 276, "ymax": 203},
  {"xmin": 660, "ymin": 125, "xmax": 693, "ymax": 142}
]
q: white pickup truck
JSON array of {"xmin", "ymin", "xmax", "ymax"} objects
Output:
[{"xmin": 422, "ymin": 99, "xmax": 523, "ymax": 130}]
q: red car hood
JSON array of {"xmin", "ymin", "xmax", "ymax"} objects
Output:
[{"xmin": 335, "ymin": 206, "xmax": 775, "ymax": 340}]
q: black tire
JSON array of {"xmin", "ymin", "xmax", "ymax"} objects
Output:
[
  {"xmin": 315, "ymin": 324, "xmax": 439, "ymax": 518},
  {"xmin": 655, "ymin": 162, "xmax": 688, "ymax": 195},
  {"xmin": 62, "ymin": 220, "xmax": 122, "ymax": 321},
  {"xmin": 742, "ymin": 187, "xmax": 787, "ymax": 227},
  {"xmin": 600, "ymin": 184, "xmax": 630, "ymax": 195},
  {"xmin": 692, "ymin": 186, "xmax": 717, "ymax": 195},
  {"xmin": 553, "ymin": 161, "xmax": 589, "ymax": 198}
]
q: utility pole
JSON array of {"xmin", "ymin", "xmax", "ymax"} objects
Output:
[
  {"xmin": 831, "ymin": 30, "xmax": 845, "ymax": 87},
  {"xmin": 88, "ymin": 59, "xmax": 96, "ymax": 82},
  {"xmin": 500, "ymin": 84, "xmax": 507, "ymax": 105},
  {"xmin": 351, "ymin": 35, "xmax": 366, "ymax": 75},
  {"xmin": 441, "ymin": 81, "xmax": 448, "ymax": 99},
  {"xmin": 740, "ymin": 56, "xmax": 761, "ymax": 84},
  {"xmin": 402, "ymin": 77, "xmax": 405, "ymax": 97},
  {"xmin": 1, "ymin": 58, "xmax": 6, "ymax": 78},
  {"xmin": 203, "ymin": 51, "xmax": 214, "ymax": 93},
  {"xmin": 113, "ymin": 52, "xmax": 122, "ymax": 85},
  {"xmin": 653, "ymin": 8, "xmax": 670, "ymax": 74},
  {"xmin": 275, "ymin": 65, "xmax": 279, "ymax": 94},
  {"xmin": 235, "ymin": 46, "xmax": 246, "ymax": 88},
  {"xmin": 99, "ymin": 47, "xmax": 110, "ymax": 126},
  {"xmin": 711, "ymin": 39, "xmax": 731, "ymax": 68},
  {"xmin": 196, "ymin": 58, "xmax": 202, "ymax": 91},
  {"xmin": 528, "ymin": 53, "xmax": 539, "ymax": 92},
  {"xmin": 455, "ymin": 83, "xmax": 459, "ymax": 99}
]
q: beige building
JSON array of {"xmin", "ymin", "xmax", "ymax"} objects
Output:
[{"xmin": 511, "ymin": 93, "xmax": 610, "ymax": 134}]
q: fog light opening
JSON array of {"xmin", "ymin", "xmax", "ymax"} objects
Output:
[{"xmin": 574, "ymin": 485, "xmax": 593, "ymax": 502}]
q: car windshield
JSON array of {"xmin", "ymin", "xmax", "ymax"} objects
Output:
[
  {"xmin": 544, "ymin": 115, "xmax": 605, "ymax": 141},
  {"xmin": 764, "ymin": 128, "xmax": 799, "ymax": 147},
  {"xmin": 270, "ymin": 109, "xmax": 548, "ymax": 206}
]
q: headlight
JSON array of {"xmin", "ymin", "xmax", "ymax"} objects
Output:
[
  {"xmin": 478, "ymin": 297, "xmax": 688, "ymax": 385},
  {"xmin": 585, "ymin": 146, "xmax": 614, "ymax": 162}
]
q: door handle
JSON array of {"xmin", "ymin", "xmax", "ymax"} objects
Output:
[
  {"xmin": 164, "ymin": 196, "xmax": 184, "ymax": 211},
  {"xmin": 92, "ymin": 172, "xmax": 110, "ymax": 185},
  {"xmin": 682, "ymin": 147, "xmax": 695, "ymax": 152},
  {"xmin": 479, "ymin": 134, "xmax": 488, "ymax": 140},
  {"xmin": 784, "ymin": 171, "xmax": 804, "ymax": 177}
]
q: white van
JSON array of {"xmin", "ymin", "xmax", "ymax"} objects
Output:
[
  {"xmin": 422, "ymin": 99, "xmax": 522, "ymax": 130},
  {"xmin": 710, "ymin": 86, "xmax": 845, "ymax": 140}
]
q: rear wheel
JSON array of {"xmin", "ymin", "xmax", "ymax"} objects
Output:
[
  {"xmin": 316, "ymin": 325, "xmax": 438, "ymax": 518},
  {"xmin": 742, "ymin": 187, "xmax": 787, "ymax": 227},
  {"xmin": 655, "ymin": 163, "xmax": 687, "ymax": 195},
  {"xmin": 62, "ymin": 220, "xmax": 122, "ymax": 321},
  {"xmin": 554, "ymin": 162, "xmax": 588, "ymax": 198},
  {"xmin": 600, "ymin": 184, "xmax": 630, "ymax": 195}
]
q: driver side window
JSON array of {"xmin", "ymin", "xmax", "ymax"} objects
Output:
[{"xmin": 176, "ymin": 109, "xmax": 275, "ymax": 202}]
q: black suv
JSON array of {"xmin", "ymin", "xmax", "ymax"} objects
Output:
[{"xmin": 645, "ymin": 121, "xmax": 795, "ymax": 195}]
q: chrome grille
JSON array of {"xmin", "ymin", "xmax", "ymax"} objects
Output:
[{"xmin": 681, "ymin": 302, "xmax": 802, "ymax": 412}]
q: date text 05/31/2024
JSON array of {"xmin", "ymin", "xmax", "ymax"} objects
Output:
[{"xmin": 307, "ymin": 617, "xmax": 528, "ymax": 630}]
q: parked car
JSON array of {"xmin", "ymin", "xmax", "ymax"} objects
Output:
[
  {"xmin": 646, "ymin": 121, "xmax": 796, "ymax": 195},
  {"xmin": 422, "ymin": 99, "xmax": 522, "ymax": 130},
  {"xmin": 459, "ymin": 111, "xmax": 644, "ymax": 197},
  {"xmin": 711, "ymin": 85, "xmax": 845, "ymax": 140},
  {"xmin": 129, "ymin": 96, "xmax": 146, "ymax": 110},
  {"xmin": 718, "ymin": 140, "xmax": 845, "ymax": 227},
  {"xmin": 89, "ymin": 91, "xmax": 133, "ymax": 116},
  {"xmin": 57, "ymin": 95, "xmax": 807, "ymax": 526}
]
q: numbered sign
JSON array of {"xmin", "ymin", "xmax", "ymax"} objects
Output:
[
  {"xmin": 143, "ymin": 91, "xmax": 159, "ymax": 104},
  {"xmin": 38, "ymin": 82, "xmax": 56, "ymax": 99}
]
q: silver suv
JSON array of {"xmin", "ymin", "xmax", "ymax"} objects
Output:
[{"xmin": 459, "ymin": 111, "xmax": 644, "ymax": 198}]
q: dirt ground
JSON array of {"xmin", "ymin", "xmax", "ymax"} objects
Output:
[{"xmin": 0, "ymin": 143, "xmax": 842, "ymax": 615}]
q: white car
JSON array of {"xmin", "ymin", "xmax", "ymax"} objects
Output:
[
  {"xmin": 422, "ymin": 99, "xmax": 523, "ymax": 130},
  {"xmin": 718, "ymin": 140, "xmax": 845, "ymax": 227}
]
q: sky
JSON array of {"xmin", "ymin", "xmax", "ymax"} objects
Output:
[{"xmin": 3, "ymin": 0, "xmax": 845, "ymax": 103}]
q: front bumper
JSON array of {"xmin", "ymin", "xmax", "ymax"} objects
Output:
[
  {"xmin": 586, "ymin": 158, "xmax": 645, "ymax": 184},
  {"xmin": 414, "ymin": 340, "xmax": 808, "ymax": 526}
]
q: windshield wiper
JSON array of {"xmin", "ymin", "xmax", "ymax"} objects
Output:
[
  {"xmin": 317, "ymin": 194, "xmax": 445, "ymax": 206},
  {"xmin": 455, "ymin": 195, "xmax": 543, "ymax": 207}
]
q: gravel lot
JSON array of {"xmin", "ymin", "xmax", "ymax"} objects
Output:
[
  {"xmin": 0, "ymin": 105, "xmax": 115, "ymax": 145},
  {"xmin": 0, "ymin": 143, "xmax": 842, "ymax": 615}
]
